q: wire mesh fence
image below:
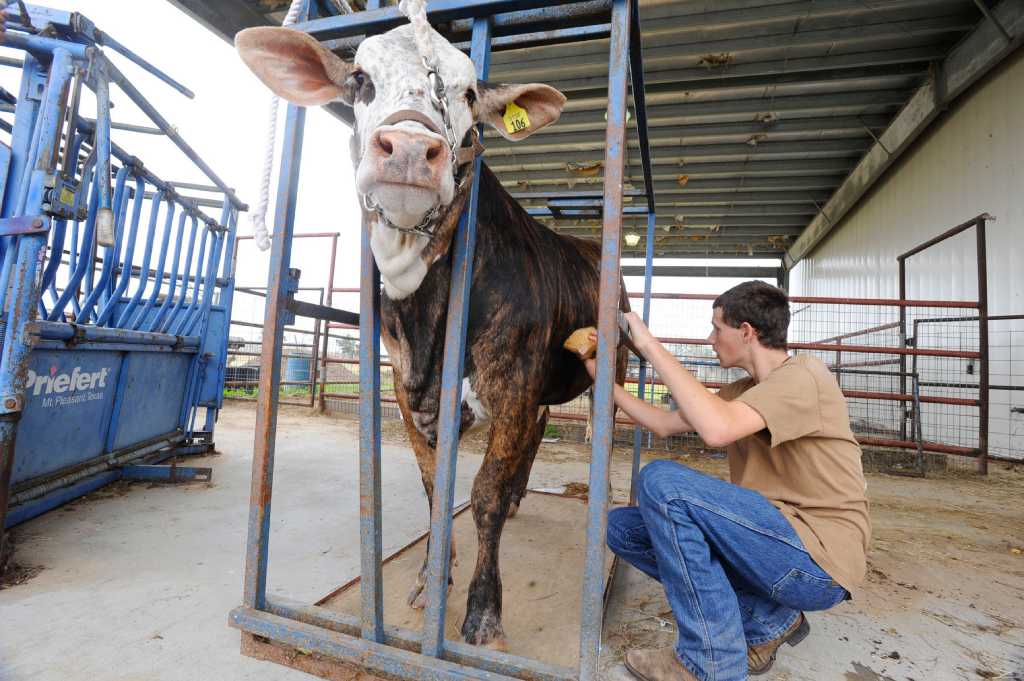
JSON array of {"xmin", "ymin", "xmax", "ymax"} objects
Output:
[{"xmin": 224, "ymin": 293, "xmax": 1022, "ymax": 475}]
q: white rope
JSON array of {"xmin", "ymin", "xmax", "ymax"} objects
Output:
[
  {"xmin": 250, "ymin": 0, "xmax": 307, "ymax": 252},
  {"xmin": 399, "ymin": 0, "xmax": 437, "ymax": 68}
]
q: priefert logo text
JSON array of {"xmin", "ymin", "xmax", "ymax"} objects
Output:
[{"xmin": 25, "ymin": 366, "xmax": 110, "ymax": 396}]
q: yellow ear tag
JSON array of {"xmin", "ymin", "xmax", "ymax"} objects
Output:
[{"xmin": 502, "ymin": 101, "xmax": 531, "ymax": 134}]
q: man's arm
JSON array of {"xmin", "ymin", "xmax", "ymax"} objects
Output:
[
  {"xmin": 618, "ymin": 313, "xmax": 767, "ymax": 448},
  {"xmin": 583, "ymin": 359, "xmax": 693, "ymax": 437}
]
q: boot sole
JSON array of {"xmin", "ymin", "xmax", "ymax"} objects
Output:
[{"xmin": 749, "ymin": 615, "xmax": 810, "ymax": 676}]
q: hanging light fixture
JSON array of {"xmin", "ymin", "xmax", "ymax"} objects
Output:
[{"xmin": 624, "ymin": 233, "xmax": 641, "ymax": 247}]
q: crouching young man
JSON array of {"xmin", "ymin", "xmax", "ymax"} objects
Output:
[{"xmin": 581, "ymin": 281, "xmax": 871, "ymax": 681}]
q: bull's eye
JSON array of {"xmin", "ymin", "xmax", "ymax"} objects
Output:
[
  {"xmin": 465, "ymin": 88, "xmax": 477, "ymax": 106},
  {"xmin": 342, "ymin": 69, "xmax": 371, "ymax": 106}
]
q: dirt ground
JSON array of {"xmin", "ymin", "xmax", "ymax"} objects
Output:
[
  {"xmin": 3, "ymin": 403, "xmax": 1022, "ymax": 680},
  {"xmin": 350, "ymin": 407, "xmax": 1024, "ymax": 680}
]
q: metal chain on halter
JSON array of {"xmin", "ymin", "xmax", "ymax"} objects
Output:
[{"xmin": 362, "ymin": 1, "xmax": 477, "ymax": 239}]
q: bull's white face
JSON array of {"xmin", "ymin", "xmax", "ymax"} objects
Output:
[
  {"xmin": 236, "ymin": 23, "xmax": 566, "ymax": 298},
  {"xmin": 350, "ymin": 26, "xmax": 477, "ymax": 227}
]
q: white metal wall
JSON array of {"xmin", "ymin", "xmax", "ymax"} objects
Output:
[{"xmin": 789, "ymin": 48, "xmax": 1024, "ymax": 461}]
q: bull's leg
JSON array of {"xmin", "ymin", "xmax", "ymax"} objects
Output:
[
  {"xmin": 382, "ymin": 341, "xmax": 457, "ymax": 610},
  {"xmin": 461, "ymin": 408, "xmax": 531, "ymax": 650},
  {"xmin": 507, "ymin": 405, "xmax": 548, "ymax": 518}
]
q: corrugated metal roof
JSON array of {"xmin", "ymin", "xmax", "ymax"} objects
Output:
[{"xmin": 167, "ymin": 0, "xmax": 993, "ymax": 261}]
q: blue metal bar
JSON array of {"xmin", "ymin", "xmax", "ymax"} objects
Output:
[
  {"xmin": 0, "ymin": 52, "xmax": 42, "ymax": 219},
  {"xmin": 243, "ymin": 103, "xmax": 306, "ymax": 611},
  {"xmin": 579, "ymin": 1, "xmax": 630, "ymax": 678},
  {"xmin": 230, "ymin": 607, "xmax": 521, "ymax": 681},
  {"xmin": 209, "ymin": 206, "xmax": 238, "ymax": 411},
  {"xmin": 94, "ymin": 62, "xmax": 114, "ymax": 247},
  {"xmin": 5, "ymin": 470, "xmax": 121, "ymax": 528},
  {"xmin": 0, "ymin": 47, "xmax": 75, "ymax": 547},
  {"xmin": 147, "ymin": 214, "xmax": 196, "ymax": 333},
  {"xmin": 119, "ymin": 464, "xmax": 212, "ymax": 482},
  {"xmin": 183, "ymin": 225, "xmax": 224, "ymax": 336},
  {"xmin": 179, "ymin": 203, "xmax": 231, "ymax": 441},
  {"xmin": 295, "ymin": 0, "xmax": 611, "ymax": 40},
  {"xmin": 169, "ymin": 223, "xmax": 210, "ymax": 335},
  {"xmin": 630, "ymin": 211, "xmax": 656, "ymax": 505},
  {"xmin": 76, "ymin": 165, "xmax": 130, "ymax": 323},
  {"xmin": 0, "ymin": 29, "xmax": 89, "ymax": 60},
  {"xmin": 97, "ymin": 176, "xmax": 146, "ymax": 325},
  {"xmin": 265, "ymin": 596, "xmax": 575, "ymax": 681},
  {"xmin": 38, "ymin": 130, "xmax": 88, "ymax": 313},
  {"xmin": 29, "ymin": 321, "xmax": 199, "ymax": 348},
  {"xmin": 99, "ymin": 55, "xmax": 246, "ymax": 211},
  {"xmin": 30, "ymin": 340, "xmax": 196, "ymax": 354},
  {"xmin": 38, "ymin": 217, "xmax": 66, "ymax": 317},
  {"xmin": 127, "ymin": 203, "xmax": 179, "ymax": 330},
  {"xmin": 114, "ymin": 192, "xmax": 165, "ymax": 328},
  {"xmin": 358, "ymin": 208, "xmax": 383, "ymax": 642},
  {"xmin": 103, "ymin": 353, "xmax": 132, "ymax": 452},
  {"xmin": 421, "ymin": 16, "xmax": 493, "ymax": 660},
  {"xmin": 627, "ymin": 0, "xmax": 655, "ymax": 214},
  {"xmin": 92, "ymin": 33, "xmax": 195, "ymax": 100},
  {"xmin": 47, "ymin": 177, "xmax": 98, "ymax": 321}
]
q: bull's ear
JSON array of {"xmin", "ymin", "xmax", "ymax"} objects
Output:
[
  {"xmin": 235, "ymin": 27, "xmax": 352, "ymax": 107},
  {"xmin": 476, "ymin": 82, "xmax": 566, "ymax": 141}
]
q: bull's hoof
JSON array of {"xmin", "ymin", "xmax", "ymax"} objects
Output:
[
  {"xmin": 461, "ymin": 610, "xmax": 506, "ymax": 650},
  {"xmin": 407, "ymin": 580, "xmax": 453, "ymax": 610},
  {"xmin": 507, "ymin": 501, "xmax": 519, "ymax": 519}
]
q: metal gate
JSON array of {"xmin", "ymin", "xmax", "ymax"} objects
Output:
[
  {"xmin": 0, "ymin": 5, "xmax": 244, "ymax": 540},
  {"xmin": 229, "ymin": 1, "xmax": 658, "ymax": 679}
]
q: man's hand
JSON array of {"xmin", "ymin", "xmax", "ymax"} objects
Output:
[{"xmin": 622, "ymin": 311, "xmax": 657, "ymax": 352}]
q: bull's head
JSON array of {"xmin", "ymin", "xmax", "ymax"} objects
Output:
[{"xmin": 236, "ymin": 23, "xmax": 566, "ymax": 298}]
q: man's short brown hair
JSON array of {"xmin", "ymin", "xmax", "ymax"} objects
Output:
[{"xmin": 713, "ymin": 281, "xmax": 789, "ymax": 350}]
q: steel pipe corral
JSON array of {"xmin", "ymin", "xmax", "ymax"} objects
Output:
[
  {"xmin": 232, "ymin": 2, "xmax": 648, "ymax": 679},
  {"xmin": 897, "ymin": 214, "xmax": 991, "ymax": 474}
]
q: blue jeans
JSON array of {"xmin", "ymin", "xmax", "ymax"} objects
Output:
[{"xmin": 608, "ymin": 460, "xmax": 848, "ymax": 681}]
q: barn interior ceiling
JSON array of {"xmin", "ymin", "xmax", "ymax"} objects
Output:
[{"xmin": 168, "ymin": 0, "xmax": 1018, "ymax": 265}]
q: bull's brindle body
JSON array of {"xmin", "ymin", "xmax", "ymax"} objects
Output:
[
  {"xmin": 236, "ymin": 21, "xmax": 627, "ymax": 649},
  {"xmin": 379, "ymin": 163, "xmax": 627, "ymax": 645}
]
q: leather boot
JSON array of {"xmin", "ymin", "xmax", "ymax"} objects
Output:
[
  {"xmin": 624, "ymin": 646, "xmax": 699, "ymax": 681},
  {"xmin": 748, "ymin": 613, "xmax": 810, "ymax": 675}
]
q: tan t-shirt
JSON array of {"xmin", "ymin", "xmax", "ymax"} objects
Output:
[{"xmin": 718, "ymin": 354, "xmax": 871, "ymax": 592}]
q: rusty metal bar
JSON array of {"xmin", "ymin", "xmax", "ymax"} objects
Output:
[
  {"xmin": 658, "ymin": 337, "xmax": 980, "ymax": 359},
  {"xmin": 580, "ymin": 1, "xmax": 630, "ymax": 677},
  {"xmin": 319, "ymin": 235, "xmax": 339, "ymax": 412},
  {"xmin": 420, "ymin": 16, "xmax": 493, "ymax": 659},
  {"xmin": 977, "ymin": 217, "xmax": 989, "ymax": 475},
  {"xmin": 242, "ymin": 103, "xmax": 306, "ymax": 611}
]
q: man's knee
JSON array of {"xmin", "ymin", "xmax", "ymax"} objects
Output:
[
  {"xmin": 638, "ymin": 459, "xmax": 698, "ymax": 503},
  {"xmin": 606, "ymin": 506, "xmax": 644, "ymax": 554}
]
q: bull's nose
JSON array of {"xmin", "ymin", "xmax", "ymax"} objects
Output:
[{"xmin": 371, "ymin": 128, "xmax": 447, "ymax": 169}]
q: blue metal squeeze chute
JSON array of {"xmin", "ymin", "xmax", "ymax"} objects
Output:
[{"xmin": 0, "ymin": 5, "xmax": 245, "ymax": 548}]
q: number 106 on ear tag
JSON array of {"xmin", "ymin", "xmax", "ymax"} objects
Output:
[{"xmin": 503, "ymin": 101, "xmax": 530, "ymax": 134}]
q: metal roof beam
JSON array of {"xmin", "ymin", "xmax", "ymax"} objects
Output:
[
  {"xmin": 495, "ymin": 159, "xmax": 855, "ymax": 184},
  {"xmin": 546, "ymin": 90, "xmax": 908, "ymax": 133},
  {"xmin": 484, "ymin": 115, "xmax": 890, "ymax": 155},
  {"xmin": 785, "ymin": 0, "xmax": 1024, "ymax": 267},
  {"xmin": 488, "ymin": 15, "xmax": 974, "ymax": 80},
  {"xmin": 620, "ymin": 265, "xmax": 781, "ymax": 278},
  {"xmin": 500, "ymin": 186, "xmax": 836, "ymax": 205},
  {"xmin": 486, "ymin": 139, "xmax": 869, "ymax": 170},
  {"xmin": 549, "ymin": 46, "xmax": 948, "ymax": 92}
]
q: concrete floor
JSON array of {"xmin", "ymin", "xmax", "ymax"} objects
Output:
[{"xmin": 2, "ymin": 403, "xmax": 1022, "ymax": 681}]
